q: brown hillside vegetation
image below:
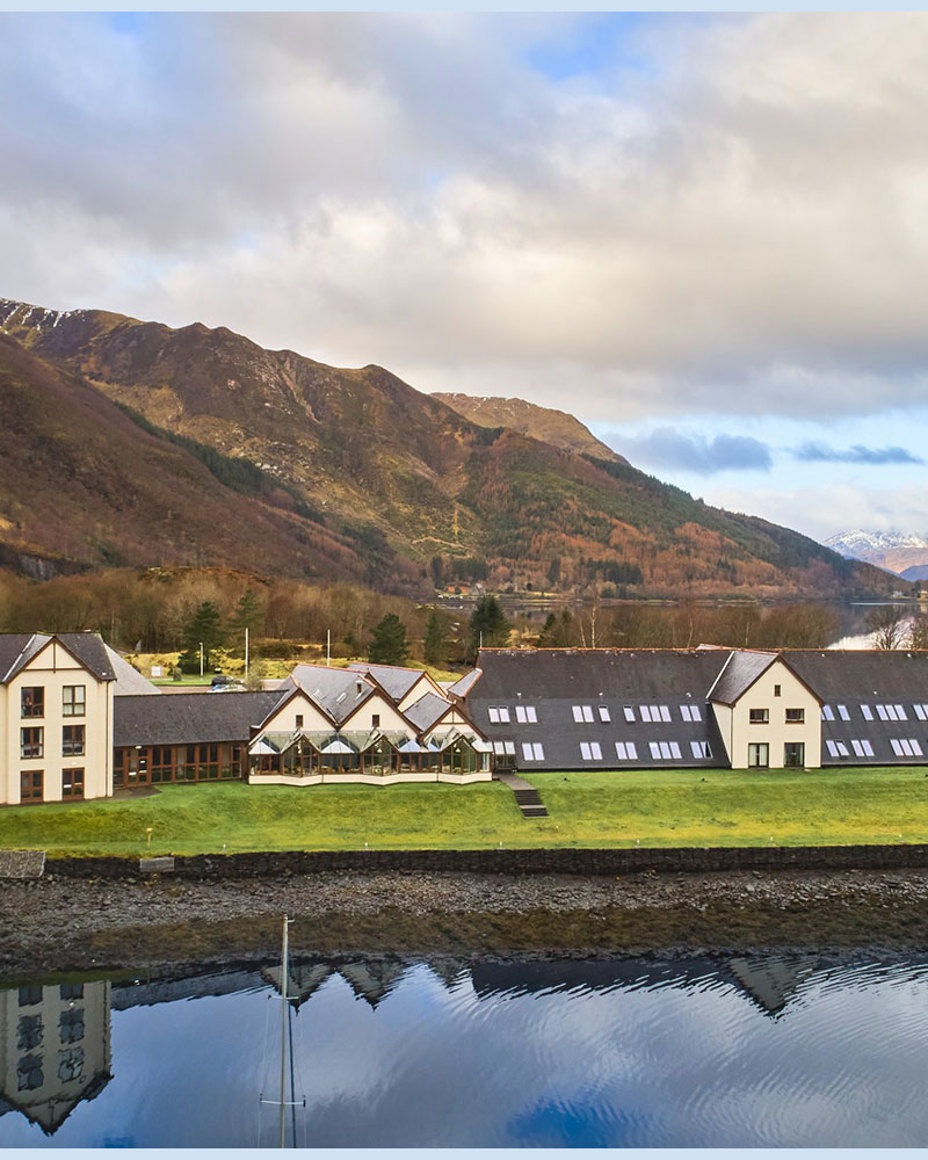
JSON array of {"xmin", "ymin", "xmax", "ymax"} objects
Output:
[{"xmin": 0, "ymin": 297, "xmax": 900, "ymax": 599}]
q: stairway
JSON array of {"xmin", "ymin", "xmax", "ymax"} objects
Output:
[{"xmin": 494, "ymin": 771, "xmax": 549, "ymax": 818}]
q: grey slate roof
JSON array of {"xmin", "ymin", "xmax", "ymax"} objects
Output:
[
  {"xmin": 348, "ymin": 662, "xmax": 424, "ymax": 701},
  {"xmin": 469, "ymin": 649, "xmax": 729, "ymax": 771},
  {"xmin": 784, "ymin": 649, "xmax": 928, "ymax": 767},
  {"xmin": 115, "ymin": 691, "xmax": 284, "ymax": 747},
  {"xmin": 448, "ymin": 668, "xmax": 482, "ymax": 697},
  {"xmin": 0, "ymin": 632, "xmax": 116, "ymax": 683},
  {"xmin": 403, "ymin": 692, "xmax": 451, "ymax": 732},
  {"xmin": 708, "ymin": 650, "xmax": 777, "ymax": 705},
  {"xmin": 289, "ymin": 665, "xmax": 374, "ymax": 725},
  {"xmin": 104, "ymin": 646, "xmax": 161, "ymax": 696}
]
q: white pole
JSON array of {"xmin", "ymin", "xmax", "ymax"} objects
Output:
[
  {"xmin": 245, "ymin": 627, "xmax": 250, "ymax": 680},
  {"xmin": 280, "ymin": 914, "xmax": 289, "ymax": 1149},
  {"xmin": 326, "ymin": 629, "xmax": 331, "ymax": 667},
  {"xmin": 199, "ymin": 642, "xmax": 204, "ymax": 677}
]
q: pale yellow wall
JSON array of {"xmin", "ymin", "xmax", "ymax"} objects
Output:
[
  {"xmin": 0, "ymin": 979, "xmax": 111, "ymax": 1132},
  {"xmin": 725, "ymin": 660, "xmax": 821, "ymax": 769},
  {"xmin": 396, "ymin": 675, "xmax": 444, "ymax": 711},
  {"xmin": 345, "ymin": 693, "xmax": 410, "ymax": 733},
  {"xmin": 1, "ymin": 640, "xmax": 113, "ymax": 805},
  {"xmin": 260, "ymin": 691, "xmax": 332, "ymax": 735}
]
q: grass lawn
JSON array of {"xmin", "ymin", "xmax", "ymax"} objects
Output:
[{"xmin": 1, "ymin": 768, "xmax": 928, "ymax": 857}]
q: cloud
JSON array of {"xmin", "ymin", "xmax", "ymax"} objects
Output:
[
  {"xmin": 604, "ymin": 429, "xmax": 772, "ymax": 476},
  {"xmin": 6, "ymin": 14, "xmax": 928, "ymax": 419},
  {"xmin": 792, "ymin": 442, "xmax": 924, "ymax": 465}
]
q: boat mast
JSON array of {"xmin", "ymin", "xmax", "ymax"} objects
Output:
[{"xmin": 280, "ymin": 913, "xmax": 290, "ymax": 1150}]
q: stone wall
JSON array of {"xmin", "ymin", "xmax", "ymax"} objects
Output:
[{"xmin": 38, "ymin": 843, "xmax": 928, "ymax": 881}]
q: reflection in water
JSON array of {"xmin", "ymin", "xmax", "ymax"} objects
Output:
[{"xmin": 1, "ymin": 951, "xmax": 928, "ymax": 1146}]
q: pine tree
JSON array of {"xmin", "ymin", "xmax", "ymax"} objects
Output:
[
  {"xmin": 178, "ymin": 600, "xmax": 226, "ymax": 673},
  {"xmin": 424, "ymin": 609, "xmax": 447, "ymax": 666},
  {"xmin": 468, "ymin": 595, "xmax": 510, "ymax": 660},
  {"xmin": 369, "ymin": 612, "xmax": 409, "ymax": 666},
  {"xmin": 229, "ymin": 588, "xmax": 265, "ymax": 636}
]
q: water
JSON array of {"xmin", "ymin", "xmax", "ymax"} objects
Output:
[{"xmin": 3, "ymin": 951, "xmax": 928, "ymax": 1147}]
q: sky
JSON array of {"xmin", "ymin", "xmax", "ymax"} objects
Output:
[{"xmin": 2, "ymin": 11, "xmax": 928, "ymax": 545}]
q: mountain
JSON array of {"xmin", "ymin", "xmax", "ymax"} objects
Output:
[
  {"xmin": 0, "ymin": 296, "xmax": 900, "ymax": 598},
  {"xmin": 825, "ymin": 530, "xmax": 928, "ymax": 578},
  {"xmin": 432, "ymin": 392, "xmax": 626, "ymax": 464}
]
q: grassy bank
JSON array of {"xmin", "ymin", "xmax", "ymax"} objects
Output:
[{"xmin": 2, "ymin": 768, "xmax": 928, "ymax": 856}]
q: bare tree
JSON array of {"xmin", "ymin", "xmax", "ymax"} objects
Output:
[{"xmin": 867, "ymin": 605, "xmax": 909, "ymax": 649}]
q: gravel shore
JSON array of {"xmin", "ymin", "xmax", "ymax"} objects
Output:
[{"xmin": 2, "ymin": 867, "xmax": 927, "ymax": 981}]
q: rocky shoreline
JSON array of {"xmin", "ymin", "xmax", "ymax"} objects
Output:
[{"xmin": 1, "ymin": 867, "xmax": 927, "ymax": 982}]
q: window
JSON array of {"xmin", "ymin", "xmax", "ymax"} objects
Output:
[
  {"xmin": 890, "ymin": 738, "xmax": 924, "ymax": 758},
  {"xmin": 749, "ymin": 709, "xmax": 769, "ymax": 725},
  {"xmin": 572, "ymin": 705, "xmax": 594, "ymax": 723},
  {"xmin": 826, "ymin": 740, "xmax": 850, "ymax": 758},
  {"xmin": 773, "ymin": 684, "xmax": 781, "ymax": 697},
  {"xmin": 59, "ymin": 1007, "xmax": 84, "ymax": 1045},
  {"xmin": 785, "ymin": 708, "xmax": 805, "ymax": 724},
  {"xmin": 851, "ymin": 738, "xmax": 875, "ymax": 758},
  {"xmin": 58, "ymin": 1047, "xmax": 85, "ymax": 1083},
  {"xmin": 17, "ymin": 1054, "xmax": 43, "ymax": 1092},
  {"xmin": 648, "ymin": 741, "xmax": 682, "ymax": 760},
  {"xmin": 680, "ymin": 704, "xmax": 702, "ymax": 722},
  {"xmin": 877, "ymin": 704, "xmax": 907, "ymax": 721},
  {"xmin": 60, "ymin": 984, "xmax": 83, "ymax": 1001},
  {"xmin": 520, "ymin": 742, "xmax": 544, "ymax": 762},
  {"xmin": 861, "ymin": 704, "xmax": 874, "ymax": 721},
  {"xmin": 20, "ymin": 727, "xmax": 43, "ymax": 759},
  {"xmin": 515, "ymin": 705, "xmax": 537, "ymax": 723},
  {"xmin": 623, "ymin": 706, "xmax": 636, "ymax": 722},
  {"xmin": 492, "ymin": 740, "xmax": 516, "ymax": 755},
  {"xmin": 20, "ymin": 771, "xmax": 43, "ymax": 803},
  {"xmin": 371, "ymin": 714, "xmax": 380, "ymax": 728},
  {"xmin": 18, "ymin": 985, "xmax": 42, "ymax": 1007},
  {"xmin": 690, "ymin": 740, "xmax": 712, "ymax": 759},
  {"xmin": 641, "ymin": 705, "xmax": 671, "ymax": 723},
  {"xmin": 62, "ymin": 769, "xmax": 84, "ymax": 799},
  {"xmin": 914, "ymin": 704, "xmax": 928, "ymax": 721},
  {"xmin": 837, "ymin": 705, "xmax": 851, "ymax": 721},
  {"xmin": 598, "ymin": 706, "xmax": 611, "ymax": 723},
  {"xmin": 822, "ymin": 705, "xmax": 835, "ymax": 721},
  {"xmin": 579, "ymin": 741, "xmax": 602, "ymax": 761},
  {"xmin": 784, "ymin": 742, "xmax": 805, "ymax": 768},
  {"xmin": 488, "ymin": 706, "xmax": 510, "ymax": 724},
  {"xmin": 62, "ymin": 725, "xmax": 85, "ymax": 757},
  {"xmin": 17, "ymin": 1015, "xmax": 43, "ymax": 1051},
  {"xmin": 295, "ymin": 715, "xmax": 304, "ymax": 728},
  {"xmin": 62, "ymin": 685, "xmax": 85, "ymax": 717},
  {"xmin": 748, "ymin": 742, "xmax": 769, "ymax": 768},
  {"xmin": 21, "ymin": 687, "xmax": 44, "ymax": 718},
  {"xmin": 615, "ymin": 741, "xmax": 638, "ymax": 760}
]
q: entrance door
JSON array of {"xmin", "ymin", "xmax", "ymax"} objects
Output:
[
  {"xmin": 784, "ymin": 742, "xmax": 805, "ymax": 768},
  {"xmin": 20, "ymin": 770, "xmax": 43, "ymax": 803}
]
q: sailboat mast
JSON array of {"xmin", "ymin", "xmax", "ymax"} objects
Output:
[{"xmin": 280, "ymin": 913, "xmax": 289, "ymax": 1149}]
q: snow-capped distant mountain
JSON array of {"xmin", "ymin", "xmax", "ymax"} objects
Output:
[{"xmin": 826, "ymin": 530, "xmax": 928, "ymax": 577}]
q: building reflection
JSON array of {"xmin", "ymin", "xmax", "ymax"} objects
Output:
[{"xmin": 0, "ymin": 980, "xmax": 111, "ymax": 1135}]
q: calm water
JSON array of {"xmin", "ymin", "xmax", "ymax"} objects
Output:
[{"xmin": 3, "ymin": 951, "xmax": 928, "ymax": 1148}]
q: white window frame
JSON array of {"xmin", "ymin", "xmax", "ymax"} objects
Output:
[
  {"xmin": 623, "ymin": 706, "xmax": 636, "ymax": 723},
  {"xmin": 822, "ymin": 705, "xmax": 835, "ymax": 721},
  {"xmin": 520, "ymin": 741, "xmax": 544, "ymax": 762},
  {"xmin": 680, "ymin": 704, "xmax": 702, "ymax": 723},
  {"xmin": 851, "ymin": 738, "xmax": 874, "ymax": 758},
  {"xmin": 690, "ymin": 740, "xmax": 711, "ymax": 759},
  {"xmin": 861, "ymin": 704, "xmax": 873, "ymax": 721},
  {"xmin": 572, "ymin": 705, "xmax": 594, "ymax": 724},
  {"xmin": 598, "ymin": 706, "xmax": 611, "ymax": 722},
  {"xmin": 488, "ymin": 706, "xmax": 510, "ymax": 724},
  {"xmin": 515, "ymin": 705, "xmax": 537, "ymax": 724},
  {"xmin": 837, "ymin": 705, "xmax": 850, "ymax": 721},
  {"xmin": 615, "ymin": 741, "xmax": 638, "ymax": 761},
  {"xmin": 580, "ymin": 741, "xmax": 602, "ymax": 761}
]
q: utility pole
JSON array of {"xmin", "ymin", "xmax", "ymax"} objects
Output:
[
  {"xmin": 279, "ymin": 914, "xmax": 289, "ymax": 1150},
  {"xmin": 199, "ymin": 642, "xmax": 204, "ymax": 678},
  {"xmin": 326, "ymin": 629, "xmax": 331, "ymax": 667}
]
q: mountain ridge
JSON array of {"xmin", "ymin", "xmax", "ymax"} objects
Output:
[{"xmin": 0, "ymin": 296, "xmax": 900, "ymax": 599}]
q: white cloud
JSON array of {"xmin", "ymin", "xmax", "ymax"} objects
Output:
[{"xmin": 5, "ymin": 13, "xmax": 928, "ymax": 421}]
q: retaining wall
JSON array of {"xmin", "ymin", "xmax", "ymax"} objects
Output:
[{"xmin": 38, "ymin": 843, "xmax": 928, "ymax": 881}]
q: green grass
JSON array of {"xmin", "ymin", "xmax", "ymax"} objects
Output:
[{"xmin": 1, "ymin": 768, "xmax": 928, "ymax": 857}]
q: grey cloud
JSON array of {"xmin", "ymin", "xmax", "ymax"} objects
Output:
[
  {"xmin": 604, "ymin": 429, "xmax": 773, "ymax": 476},
  {"xmin": 6, "ymin": 14, "xmax": 928, "ymax": 419},
  {"xmin": 792, "ymin": 442, "xmax": 924, "ymax": 465}
]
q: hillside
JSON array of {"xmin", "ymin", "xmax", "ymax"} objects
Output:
[
  {"xmin": 0, "ymin": 297, "xmax": 900, "ymax": 598},
  {"xmin": 433, "ymin": 392, "xmax": 625, "ymax": 463}
]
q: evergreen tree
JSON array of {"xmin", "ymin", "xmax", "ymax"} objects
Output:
[
  {"xmin": 229, "ymin": 588, "xmax": 265, "ymax": 637},
  {"xmin": 468, "ymin": 595, "xmax": 510, "ymax": 660},
  {"xmin": 178, "ymin": 600, "xmax": 225, "ymax": 673},
  {"xmin": 424, "ymin": 609, "xmax": 447, "ymax": 666},
  {"xmin": 369, "ymin": 612, "xmax": 409, "ymax": 666}
]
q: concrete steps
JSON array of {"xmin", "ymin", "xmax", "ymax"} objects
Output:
[{"xmin": 494, "ymin": 772, "xmax": 549, "ymax": 818}]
